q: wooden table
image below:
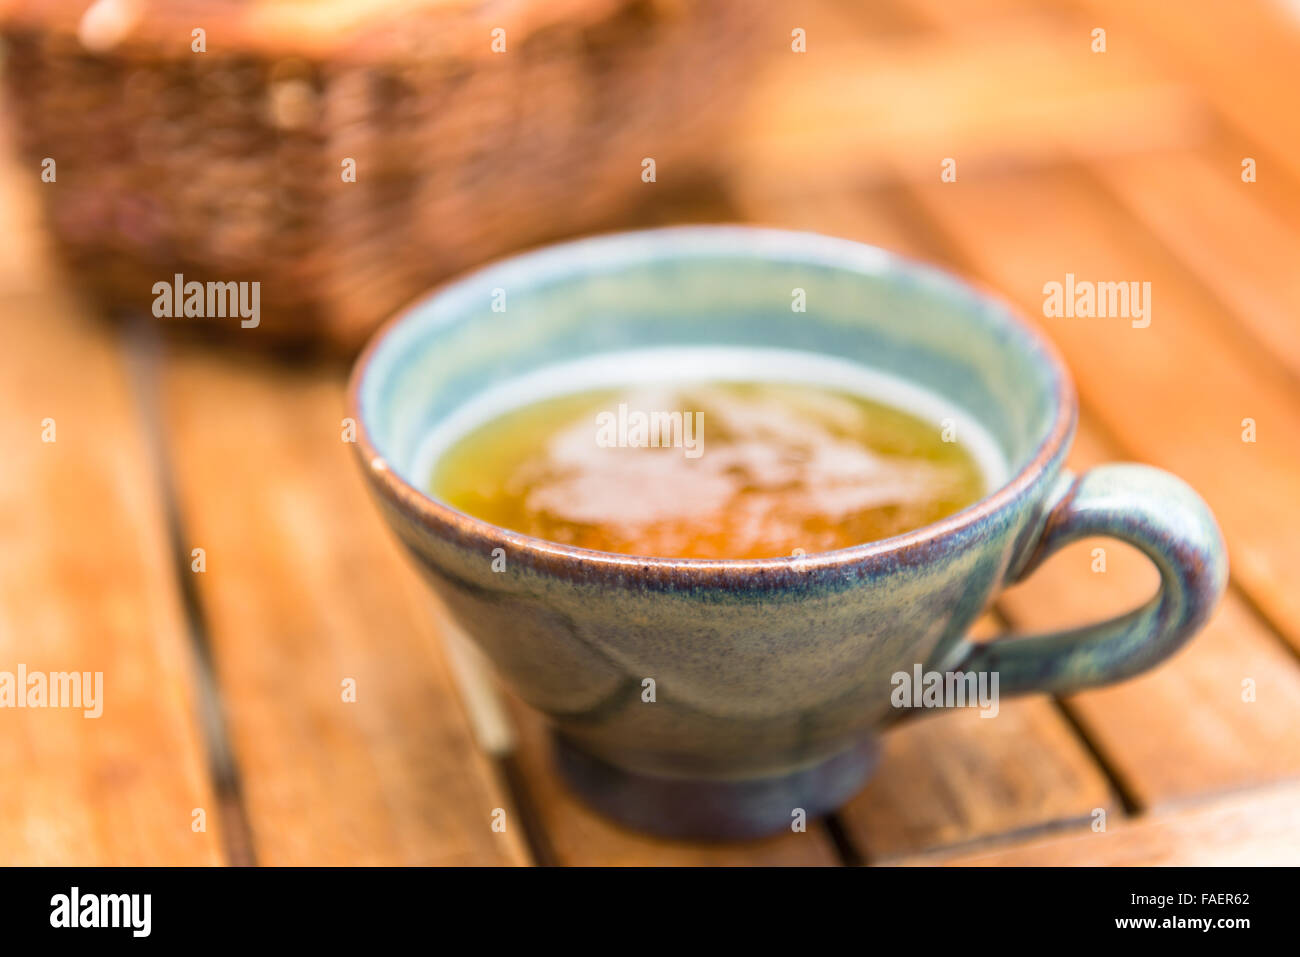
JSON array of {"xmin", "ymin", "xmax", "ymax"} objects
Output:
[{"xmin": 3, "ymin": 0, "xmax": 1299, "ymax": 865}]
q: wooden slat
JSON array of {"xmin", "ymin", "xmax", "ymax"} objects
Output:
[
  {"xmin": 771, "ymin": 0, "xmax": 930, "ymax": 45},
  {"xmin": 804, "ymin": 0, "xmax": 937, "ymax": 37},
  {"xmin": 726, "ymin": 14, "xmax": 1207, "ymax": 199},
  {"xmin": 1090, "ymin": 148, "xmax": 1300, "ymax": 390},
  {"xmin": 899, "ymin": 781, "xmax": 1300, "ymax": 866},
  {"xmin": 1202, "ymin": 131, "xmax": 1300, "ymax": 229},
  {"xmin": 906, "ymin": 0, "xmax": 1300, "ymax": 199},
  {"xmin": 158, "ymin": 346, "xmax": 529, "ymax": 866},
  {"xmin": 1077, "ymin": 0, "xmax": 1300, "ymax": 187},
  {"xmin": 896, "ymin": 0, "xmax": 1074, "ymax": 29},
  {"xmin": 905, "ymin": 165, "xmax": 1300, "ymax": 655},
  {"xmin": 0, "ymin": 294, "xmax": 222, "ymax": 864},
  {"xmin": 0, "ymin": 124, "xmax": 57, "ymax": 299}
]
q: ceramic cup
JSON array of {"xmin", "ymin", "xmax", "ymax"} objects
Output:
[{"xmin": 348, "ymin": 227, "xmax": 1227, "ymax": 839}]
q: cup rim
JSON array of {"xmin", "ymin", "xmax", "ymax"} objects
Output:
[{"xmin": 346, "ymin": 225, "xmax": 1077, "ymax": 580}]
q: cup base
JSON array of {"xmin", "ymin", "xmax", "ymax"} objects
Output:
[{"xmin": 551, "ymin": 733, "xmax": 880, "ymax": 841}]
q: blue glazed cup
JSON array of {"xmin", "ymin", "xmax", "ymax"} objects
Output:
[{"xmin": 349, "ymin": 227, "xmax": 1227, "ymax": 839}]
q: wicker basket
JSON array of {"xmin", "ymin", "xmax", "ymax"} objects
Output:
[{"xmin": 0, "ymin": 0, "xmax": 757, "ymax": 352}]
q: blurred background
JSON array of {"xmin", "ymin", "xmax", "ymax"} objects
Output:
[{"xmin": 2, "ymin": 0, "xmax": 1299, "ymax": 866}]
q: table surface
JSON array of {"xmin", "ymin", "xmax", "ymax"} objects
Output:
[{"xmin": 3, "ymin": 0, "xmax": 1300, "ymax": 866}]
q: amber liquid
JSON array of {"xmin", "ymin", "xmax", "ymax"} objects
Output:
[{"xmin": 430, "ymin": 381, "xmax": 988, "ymax": 560}]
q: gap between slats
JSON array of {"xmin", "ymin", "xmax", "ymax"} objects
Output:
[{"xmin": 120, "ymin": 315, "xmax": 258, "ymax": 867}]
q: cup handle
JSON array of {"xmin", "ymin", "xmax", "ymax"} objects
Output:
[{"xmin": 949, "ymin": 464, "xmax": 1227, "ymax": 696}]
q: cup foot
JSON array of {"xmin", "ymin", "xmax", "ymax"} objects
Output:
[{"xmin": 552, "ymin": 734, "xmax": 879, "ymax": 841}]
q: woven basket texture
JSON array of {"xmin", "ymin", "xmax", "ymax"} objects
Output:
[{"xmin": 0, "ymin": 0, "xmax": 756, "ymax": 350}]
